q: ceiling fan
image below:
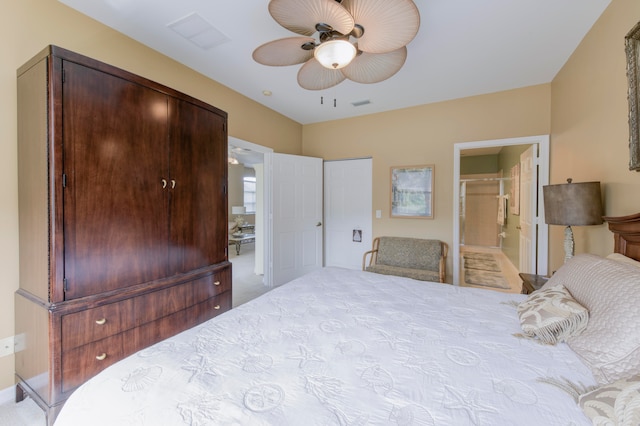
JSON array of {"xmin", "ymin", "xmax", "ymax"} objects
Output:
[{"xmin": 252, "ymin": 0, "xmax": 420, "ymax": 90}]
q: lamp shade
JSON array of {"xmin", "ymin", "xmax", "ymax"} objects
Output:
[
  {"xmin": 543, "ymin": 180, "xmax": 604, "ymax": 226},
  {"xmin": 314, "ymin": 40, "xmax": 357, "ymax": 69},
  {"xmin": 231, "ymin": 206, "xmax": 246, "ymax": 215}
]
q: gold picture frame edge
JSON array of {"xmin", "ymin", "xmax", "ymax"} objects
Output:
[{"xmin": 625, "ymin": 21, "xmax": 640, "ymax": 171}]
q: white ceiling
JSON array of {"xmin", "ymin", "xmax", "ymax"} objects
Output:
[{"xmin": 59, "ymin": 0, "xmax": 610, "ymax": 125}]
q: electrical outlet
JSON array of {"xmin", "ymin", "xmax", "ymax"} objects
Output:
[{"xmin": 0, "ymin": 336, "xmax": 15, "ymax": 357}]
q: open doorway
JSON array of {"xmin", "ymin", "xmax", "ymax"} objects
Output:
[
  {"xmin": 228, "ymin": 137, "xmax": 272, "ymax": 306},
  {"xmin": 453, "ymin": 135, "xmax": 550, "ymax": 287}
]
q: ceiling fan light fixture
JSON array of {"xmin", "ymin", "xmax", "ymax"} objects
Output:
[{"xmin": 314, "ymin": 39, "xmax": 357, "ymax": 69}]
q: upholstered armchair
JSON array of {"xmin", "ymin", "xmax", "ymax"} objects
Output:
[{"xmin": 362, "ymin": 236, "xmax": 448, "ymax": 283}]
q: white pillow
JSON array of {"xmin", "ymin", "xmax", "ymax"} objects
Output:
[
  {"xmin": 606, "ymin": 252, "xmax": 640, "ymax": 268},
  {"xmin": 543, "ymin": 254, "xmax": 640, "ymax": 385}
]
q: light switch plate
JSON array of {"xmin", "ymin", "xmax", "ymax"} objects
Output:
[
  {"xmin": 375, "ymin": 210, "xmax": 382, "ymax": 219},
  {"xmin": 14, "ymin": 333, "xmax": 26, "ymax": 353},
  {"xmin": 0, "ymin": 336, "xmax": 14, "ymax": 357}
]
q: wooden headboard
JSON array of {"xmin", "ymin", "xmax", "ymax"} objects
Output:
[{"xmin": 604, "ymin": 212, "xmax": 640, "ymax": 262}]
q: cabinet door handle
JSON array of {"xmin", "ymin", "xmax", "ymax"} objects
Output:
[
  {"xmin": 214, "ymin": 305, "xmax": 221, "ymax": 310},
  {"xmin": 96, "ymin": 353, "xmax": 107, "ymax": 361},
  {"xmin": 161, "ymin": 179, "xmax": 167, "ymax": 189},
  {"xmin": 171, "ymin": 179, "xmax": 176, "ymax": 189},
  {"xmin": 95, "ymin": 318, "xmax": 106, "ymax": 325},
  {"xmin": 214, "ymin": 281, "xmax": 221, "ymax": 286}
]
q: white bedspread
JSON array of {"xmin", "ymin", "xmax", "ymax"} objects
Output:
[{"xmin": 55, "ymin": 267, "xmax": 594, "ymax": 425}]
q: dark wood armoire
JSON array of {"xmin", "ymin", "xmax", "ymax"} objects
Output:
[{"xmin": 15, "ymin": 45, "xmax": 232, "ymax": 424}]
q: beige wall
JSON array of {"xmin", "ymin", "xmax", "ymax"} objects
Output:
[
  {"xmin": 549, "ymin": 0, "xmax": 640, "ymax": 271},
  {"xmin": 228, "ymin": 165, "xmax": 246, "ymax": 218},
  {"xmin": 304, "ymin": 0, "xmax": 640, "ymax": 277},
  {"xmin": 4, "ymin": 0, "xmax": 640, "ymax": 393},
  {"xmin": 303, "ymin": 84, "xmax": 552, "ymax": 279},
  {"xmin": 228, "ymin": 165, "xmax": 256, "ymax": 225},
  {"xmin": 1, "ymin": 0, "xmax": 302, "ymax": 390}
]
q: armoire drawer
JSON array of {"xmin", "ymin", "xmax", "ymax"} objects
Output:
[
  {"xmin": 192, "ymin": 267, "xmax": 231, "ymax": 302},
  {"xmin": 61, "ymin": 331, "xmax": 130, "ymax": 392},
  {"xmin": 134, "ymin": 269, "xmax": 231, "ymax": 325},
  {"xmin": 135, "ymin": 290, "xmax": 232, "ymax": 350},
  {"xmin": 61, "ymin": 268, "xmax": 231, "ymax": 350},
  {"xmin": 61, "ymin": 290, "xmax": 232, "ymax": 393},
  {"xmin": 61, "ymin": 298, "xmax": 135, "ymax": 350}
]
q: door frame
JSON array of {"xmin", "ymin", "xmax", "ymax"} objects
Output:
[
  {"xmin": 452, "ymin": 135, "xmax": 550, "ymax": 286},
  {"xmin": 229, "ymin": 137, "xmax": 273, "ymax": 286}
]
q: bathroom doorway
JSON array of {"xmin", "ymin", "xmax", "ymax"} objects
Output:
[{"xmin": 452, "ymin": 135, "xmax": 550, "ymax": 286}]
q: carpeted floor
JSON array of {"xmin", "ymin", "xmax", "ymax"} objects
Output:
[
  {"xmin": 0, "ymin": 396, "xmax": 44, "ymax": 426},
  {"xmin": 230, "ymin": 242, "xmax": 270, "ymax": 307}
]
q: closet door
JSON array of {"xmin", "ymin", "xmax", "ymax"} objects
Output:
[
  {"xmin": 168, "ymin": 98, "xmax": 227, "ymax": 273},
  {"xmin": 63, "ymin": 61, "xmax": 170, "ymax": 300}
]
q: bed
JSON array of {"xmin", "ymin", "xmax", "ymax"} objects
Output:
[{"xmin": 53, "ymin": 213, "xmax": 640, "ymax": 425}]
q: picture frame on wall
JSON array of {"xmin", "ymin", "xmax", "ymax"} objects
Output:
[
  {"xmin": 625, "ymin": 21, "xmax": 640, "ymax": 171},
  {"xmin": 390, "ymin": 165, "xmax": 434, "ymax": 219},
  {"xmin": 510, "ymin": 164, "xmax": 520, "ymax": 215}
]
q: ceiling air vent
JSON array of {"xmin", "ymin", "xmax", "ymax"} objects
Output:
[
  {"xmin": 351, "ymin": 100, "xmax": 371, "ymax": 107},
  {"xmin": 168, "ymin": 13, "xmax": 230, "ymax": 50}
]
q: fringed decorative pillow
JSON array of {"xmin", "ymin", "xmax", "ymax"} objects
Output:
[
  {"xmin": 579, "ymin": 377, "xmax": 640, "ymax": 425},
  {"xmin": 517, "ymin": 285, "xmax": 588, "ymax": 344}
]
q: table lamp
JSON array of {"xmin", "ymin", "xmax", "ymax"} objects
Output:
[
  {"xmin": 231, "ymin": 206, "xmax": 246, "ymax": 227},
  {"xmin": 543, "ymin": 179, "xmax": 604, "ymax": 263}
]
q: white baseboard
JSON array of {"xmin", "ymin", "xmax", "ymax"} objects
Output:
[{"xmin": 0, "ymin": 385, "xmax": 15, "ymax": 405}]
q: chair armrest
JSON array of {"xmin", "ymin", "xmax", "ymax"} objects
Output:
[
  {"xmin": 439, "ymin": 242, "xmax": 448, "ymax": 283},
  {"xmin": 362, "ymin": 249, "xmax": 378, "ymax": 270}
]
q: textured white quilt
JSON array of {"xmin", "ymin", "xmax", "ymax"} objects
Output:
[{"xmin": 55, "ymin": 267, "xmax": 594, "ymax": 425}]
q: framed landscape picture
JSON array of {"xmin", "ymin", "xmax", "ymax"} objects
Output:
[{"xmin": 390, "ymin": 165, "xmax": 434, "ymax": 219}]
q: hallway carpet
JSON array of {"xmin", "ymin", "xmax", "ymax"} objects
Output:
[{"xmin": 229, "ymin": 243, "xmax": 270, "ymax": 307}]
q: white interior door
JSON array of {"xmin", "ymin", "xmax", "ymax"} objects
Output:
[
  {"xmin": 324, "ymin": 158, "xmax": 372, "ymax": 270},
  {"xmin": 268, "ymin": 153, "xmax": 323, "ymax": 286},
  {"xmin": 519, "ymin": 145, "xmax": 537, "ymax": 273}
]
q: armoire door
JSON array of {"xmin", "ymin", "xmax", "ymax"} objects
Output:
[
  {"xmin": 168, "ymin": 98, "xmax": 227, "ymax": 273},
  {"xmin": 62, "ymin": 61, "xmax": 170, "ymax": 300}
]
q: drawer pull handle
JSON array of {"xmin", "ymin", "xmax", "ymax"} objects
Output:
[
  {"xmin": 96, "ymin": 353, "xmax": 107, "ymax": 361},
  {"xmin": 214, "ymin": 281, "xmax": 221, "ymax": 286},
  {"xmin": 214, "ymin": 305, "xmax": 221, "ymax": 310},
  {"xmin": 95, "ymin": 318, "xmax": 106, "ymax": 325}
]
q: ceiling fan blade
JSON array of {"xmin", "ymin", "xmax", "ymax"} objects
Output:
[
  {"xmin": 297, "ymin": 58, "xmax": 347, "ymax": 90},
  {"xmin": 341, "ymin": 0, "xmax": 420, "ymax": 53},
  {"xmin": 269, "ymin": 0, "xmax": 354, "ymax": 37},
  {"xmin": 253, "ymin": 37, "xmax": 316, "ymax": 66},
  {"xmin": 341, "ymin": 47, "xmax": 407, "ymax": 84}
]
